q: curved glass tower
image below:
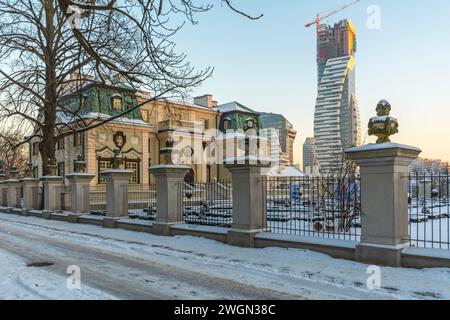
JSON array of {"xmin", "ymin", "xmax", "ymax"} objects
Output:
[{"xmin": 313, "ymin": 20, "xmax": 362, "ymax": 174}]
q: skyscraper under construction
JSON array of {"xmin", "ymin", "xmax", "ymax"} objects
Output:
[{"xmin": 313, "ymin": 19, "xmax": 362, "ymax": 173}]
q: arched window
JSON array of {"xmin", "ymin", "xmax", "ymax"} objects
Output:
[{"xmin": 111, "ymin": 95, "xmax": 123, "ymax": 110}]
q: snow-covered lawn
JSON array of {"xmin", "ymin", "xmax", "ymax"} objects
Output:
[
  {"xmin": 173, "ymin": 199, "xmax": 450, "ymax": 248},
  {"xmin": 1, "ymin": 213, "xmax": 450, "ymax": 300}
]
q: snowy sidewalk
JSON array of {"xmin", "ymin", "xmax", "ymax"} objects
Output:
[{"xmin": 0, "ymin": 213, "xmax": 449, "ymax": 300}]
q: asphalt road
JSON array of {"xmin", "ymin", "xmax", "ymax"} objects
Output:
[
  {"xmin": 0, "ymin": 213, "xmax": 402, "ymax": 300},
  {"xmin": 0, "ymin": 216, "xmax": 309, "ymax": 300}
]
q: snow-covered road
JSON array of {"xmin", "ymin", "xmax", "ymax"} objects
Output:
[{"xmin": 0, "ymin": 212, "xmax": 449, "ymax": 300}]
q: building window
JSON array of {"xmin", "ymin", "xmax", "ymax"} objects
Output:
[
  {"xmin": 202, "ymin": 119, "xmax": 209, "ymax": 130},
  {"xmin": 57, "ymin": 138, "xmax": 64, "ymax": 150},
  {"xmin": 97, "ymin": 159, "xmax": 139, "ymax": 184},
  {"xmin": 57, "ymin": 162, "xmax": 65, "ymax": 177},
  {"xmin": 125, "ymin": 160, "xmax": 139, "ymax": 184},
  {"xmin": 112, "ymin": 95, "xmax": 122, "ymax": 110},
  {"xmin": 223, "ymin": 118, "xmax": 231, "ymax": 130},
  {"xmin": 98, "ymin": 159, "xmax": 113, "ymax": 184},
  {"xmin": 141, "ymin": 109, "xmax": 149, "ymax": 122},
  {"xmin": 73, "ymin": 132, "xmax": 83, "ymax": 146},
  {"xmin": 32, "ymin": 142, "xmax": 39, "ymax": 156}
]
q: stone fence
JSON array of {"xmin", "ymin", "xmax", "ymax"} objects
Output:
[{"xmin": 1, "ymin": 143, "xmax": 450, "ymax": 269}]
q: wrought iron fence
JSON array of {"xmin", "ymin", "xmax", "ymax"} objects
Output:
[
  {"xmin": 262, "ymin": 176, "xmax": 361, "ymax": 241},
  {"xmin": 38, "ymin": 184, "xmax": 44, "ymax": 210},
  {"xmin": 128, "ymin": 184, "xmax": 157, "ymax": 220},
  {"xmin": 89, "ymin": 185, "xmax": 107, "ymax": 214},
  {"xmin": 2, "ymin": 187, "xmax": 8, "ymax": 207},
  {"xmin": 179, "ymin": 181, "xmax": 232, "ymax": 227},
  {"xmin": 408, "ymin": 173, "xmax": 450, "ymax": 250},
  {"xmin": 60, "ymin": 185, "xmax": 70, "ymax": 212}
]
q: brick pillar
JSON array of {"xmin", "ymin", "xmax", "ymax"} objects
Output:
[
  {"xmin": 40, "ymin": 176, "xmax": 64, "ymax": 216},
  {"xmin": 66, "ymin": 173, "xmax": 95, "ymax": 220},
  {"xmin": 346, "ymin": 143, "xmax": 421, "ymax": 266},
  {"xmin": 100, "ymin": 170, "xmax": 133, "ymax": 228},
  {"xmin": 21, "ymin": 178, "xmax": 39, "ymax": 214},
  {"xmin": 149, "ymin": 165, "xmax": 190, "ymax": 236},
  {"xmin": 6, "ymin": 178, "xmax": 22, "ymax": 211},
  {"xmin": 225, "ymin": 160, "xmax": 270, "ymax": 248}
]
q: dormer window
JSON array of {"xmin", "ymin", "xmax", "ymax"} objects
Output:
[
  {"xmin": 112, "ymin": 95, "xmax": 123, "ymax": 110},
  {"xmin": 141, "ymin": 109, "xmax": 149, "ymax": 122},
  {"xmin": 81, "ymin": 94, "xmax": 88, "ymax": 107},
  {"xmin": 223, "ymin": 118, "xmax": 231, "ymax": 130}
]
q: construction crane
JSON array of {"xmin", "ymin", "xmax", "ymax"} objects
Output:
[{"xmin": 305, "ymin": 0, "xmax": 361, "ymax": 31}]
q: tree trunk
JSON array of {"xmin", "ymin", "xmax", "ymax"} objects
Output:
[
  {"xmin": 39, "ymin": 133, "xmax": 56, "ymax": 176},
  {"xmin": 40, "ymin": 0, "xmax": 57, "ymax": 177}
]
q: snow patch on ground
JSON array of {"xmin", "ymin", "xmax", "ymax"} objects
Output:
[{"xmin": 0, "ymin": 248, "xmax": 115, "ymax": 300}]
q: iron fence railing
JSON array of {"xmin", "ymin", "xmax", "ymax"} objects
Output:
[
  {"xmin": 89, "ymin": 185, "xmax": 107, "ymax": 213},
  {"xmin": 2, "ymin": 187, "xmax": 8, "ymax": 207},
  {"xmin": 128, "ymin": 184, "xmax": 157, "ymax": 220},
  {"xmin": 89, "ymin": 184, "xmax": 157, "ymax": 220},
  {"xmin": 38, "ymin": 184, "xmax": 44, "ymax": 210},
  {"xmin": 19, "ymin": 185, "xmax": 24, "ymax": 208},
  {"xmin": 179, "ymin": 181, "xmax": 232, "ymax": 227},
  {"xmin": 262, "ymin": 176, "xmax": 361, "ymax": 241},
  {"xmin": 408, "ymin": 173, "xmax": 450, "ymax": 250}
]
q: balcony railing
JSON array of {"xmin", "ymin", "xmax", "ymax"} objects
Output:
[{"xmin": 158, "ymin": 119, "xmax": 205, "ymax": 132}]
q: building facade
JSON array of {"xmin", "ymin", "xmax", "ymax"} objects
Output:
[
  {"xmin": 29, "ymin": 84, "xmax": 283, "ymax": 184},
  {"xmin": 213, "ymin": 101, "xmax": 269, "ymax": 180},
  {"xmin": 302, "ymin": 137, "xmax": 319, "ymax": 176},
  {"xmin": 259, "ymin": 113, "xmax": 297, "ymax": 166},
  {"xmin": 30, "ymin": 85, "xmax": 219, "ymax": 185},
  {"xmin": 313, "ymin": 19, "xmax": 362, "ymax": 173},
  {"xmin": 409, "ymin": 158, "xmax": 449, "ymax": 175}
]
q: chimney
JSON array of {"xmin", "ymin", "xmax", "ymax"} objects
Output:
[{"xmin": 194, "ymin": 94, "xmax": 216, "ymax": 108}]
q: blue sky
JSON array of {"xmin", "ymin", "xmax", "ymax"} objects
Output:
[{"xmin": 172, "ymin": 0, "xmax": 450, "ymax": 165}]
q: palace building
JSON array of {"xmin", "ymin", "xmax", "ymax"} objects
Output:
[{"xmin": 29, "ymin": 79, "xmax": 291, "ymax": 185}]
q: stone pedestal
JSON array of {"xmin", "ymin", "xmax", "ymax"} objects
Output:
[
  {"xmin": 100, "ymin": 170, "xmax": 133, "ymax": 226},
  {"xmin": 149, "ymin": 165, "xmax": 191, "ymax": 236},
  {"xmin": 6, "ymin": 179, "xmax": 22, "ymax": 210},
  {"xmin": 225, "ymin": 160, "xmax": 270, "ymax": 248},
  {"xmin": 346, "ymin": 143, "xmax": 421, "ymax": 266},
  {"xmin": 66, "ymin": 173, "xmax": 95, "ymax": 214},
  {"xmin": 21, "ymin": 178, "xmax": 39, "ymax": 212},
  {"xmin": 40, "ymin": 176, "xmax": 64, "ymax": 213}
]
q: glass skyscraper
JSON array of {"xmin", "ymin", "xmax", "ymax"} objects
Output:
[
  {"xmin": 303, "ymin": 137, "xmax": 317, "ymax": 168},
  {"xmin": 313, "ymin": 19, "xmax": 362, "ymax": 173},
  {"xmin": 260, "ymin": 113, "xmax": 297, "ymax": 166}
]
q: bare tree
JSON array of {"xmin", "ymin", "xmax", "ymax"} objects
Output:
[
  {"xmin": 0, "ymin": 126, "xmax": 29, "ymax": 176},
  {"xmin": 0, "ymin": 0, "xmax": 261, "ymax": 175},
  {"xmin": 315, "ymin": 150, "xmax": 360, "ymax": 233}
]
